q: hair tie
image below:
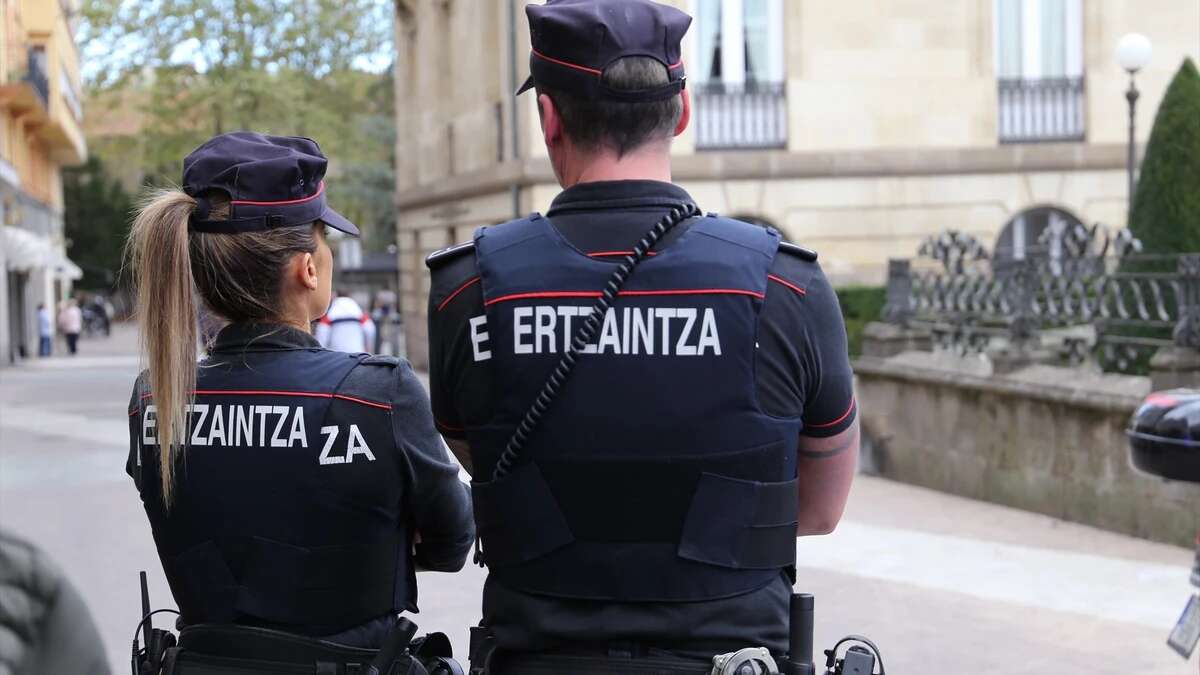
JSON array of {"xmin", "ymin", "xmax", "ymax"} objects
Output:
[{"xmin": 190, "ymin": 195, "xmax": 211, "ymax": 225}]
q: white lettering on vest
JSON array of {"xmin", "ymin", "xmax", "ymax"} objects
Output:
[
  {"xmin": 467, "ymin": 305, "xmax": 724, "ymax": 357},
  {"xmin": 207, "ymin": 404, "xmax": 226, "ymax": 445},
  {"xmin": 270, "ymin": 405, "xmax": 290, "ymax": 448},
  {"xmin": 287, "ymin": 407, "xmax": 308, "ymax": 448},
  {"xmin": 189, "ymin": 404, "xmax": 210, "ymax": 446},
  {"xmin": 142, "ymin": 405, "xmax": 157, "ymax": 447},
  {"xmin": 469, "ymin": 315, "xmax": 491, "ymax": 362},
  {"xmin": 345, "ymin": 424, "xmax": 377, "ymax": 463},
  {"xmin": 513, "ymin": 307, "xmax": 534, "ymax": 354},
  {"xmin": 319, "ymin": 425, "xmax": 343, "ymax": 465},
  {"xmin": 698, "ymin": 308, "xmax": 722, "ymax": 356}
]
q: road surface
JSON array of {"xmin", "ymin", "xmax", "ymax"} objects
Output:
[{"xmin": 0, "ymin": 323, "xmax": 1195, "ymax": 674}]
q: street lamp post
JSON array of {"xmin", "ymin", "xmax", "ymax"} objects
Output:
[{"xmin": 1116, "ymin": 33, "xmax": 1152, "ymax": 224}]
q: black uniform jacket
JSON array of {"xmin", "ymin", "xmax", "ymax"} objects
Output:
[{"xmin": 126, "ymin": 322, "xmax": 474, "ymax": 647}]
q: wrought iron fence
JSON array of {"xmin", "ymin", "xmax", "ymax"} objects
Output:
[
  {"xmin": 693, "ymin": 81, "xmax": 787, "ymax": 151},
  {"xmin": 997, "ymin": 76, "xmax": 1086, "ymax": 143},
  {"xmin": 883, "ymin": 223, "xmax": 1195, "ymax": 372}
]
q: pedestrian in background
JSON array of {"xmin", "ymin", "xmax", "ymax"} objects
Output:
[
  {"xmin": 36, "ymin": 303, "xmax": 52, "ymax": 357},
  {"xmin": 315, "ymin": 290, "xmax": 376, "ymax": 353},
  {"xmin": 58, "ymin": 298, "xmax": 82, "ymax": 355}
]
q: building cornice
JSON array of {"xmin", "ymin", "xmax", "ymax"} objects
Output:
[{"xmin": 394, "ymin": 142, "xmax": 1131, "ymax": 211}]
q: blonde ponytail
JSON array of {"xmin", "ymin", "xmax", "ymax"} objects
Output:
[
  {"xmin": 126, "ymin": 187, "xmax": 321, "ymax": 506},
  {"xmin": 127, "ymin": 188, "xmax": 199, "ymax": 506}
]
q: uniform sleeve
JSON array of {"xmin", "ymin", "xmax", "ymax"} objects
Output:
[
  {"xmin": 794, "ymin": 268, "xmax": 857, "ymax": 438},
  {"xmin": 126, "ymin": 374, "xmax": 144, "ymax": 486},
  {"xmin": 755, "ymin": 260, "xmax": 856, "ymax": 439},
  {"xmin": 390, "ymin": 361, "xmax": 475, "ymax": 572},
  {"xmin": 427, "ymin": 256, "xmax": 491, "ymax": 439}
]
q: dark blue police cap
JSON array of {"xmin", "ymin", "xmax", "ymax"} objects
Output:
[
  {"xmin": 516, "ymin": 0, "xmax": 691, "ymax": 101},
  {"xmin": 182, "ymin": 131, "xmax": 359, "ymax": 237}
]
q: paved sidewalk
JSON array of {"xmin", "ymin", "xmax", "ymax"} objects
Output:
[{"xmin": 0, "ymin": 331, "xmax": 1195, "ymax": 674}]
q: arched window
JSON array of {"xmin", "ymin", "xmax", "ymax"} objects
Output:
[{"xmin": 993, "ymin": 205, "xmax": 1083, "ymax": 277}]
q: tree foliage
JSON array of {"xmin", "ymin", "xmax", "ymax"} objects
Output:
[
  {"xmin": 63, "ymin": 156, "xmax": 135, "ymax": 290},
  {"xmin": 79, "ymin": 0, "xmax": 397, "ymax": 249},
  {"xmin": 1129, "ymin": 57, "xmax": 1200, "ymax": 253}
]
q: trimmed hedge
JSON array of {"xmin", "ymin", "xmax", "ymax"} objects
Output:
[
  {"xmin": 1129, "ymin": 57, "xmax": 1200, "ymax": 253},
  {"xmin": 836, "ymin": 286, "xmax": 886, "ymax": 357}
]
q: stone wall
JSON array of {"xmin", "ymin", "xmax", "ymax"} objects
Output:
[{"xmin": 855, "ymin": 349, "xmax": 1200, "ymax": 547}]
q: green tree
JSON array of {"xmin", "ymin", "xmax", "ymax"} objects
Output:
[
  {"xmin": 63, "ymin": 156, "xmax": 134, "ymax": 290},
  {"xmin": 1129, "ymin": 57, "xmax": 1200, "ymax": 253},
  {"xmin": 80, "ymin": 0, "xmax": 397, "ymax": 248}
]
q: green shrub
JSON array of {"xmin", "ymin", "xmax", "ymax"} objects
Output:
[
  {"xmin": 836, "ymin": 286, "xmax": 886, "ymax": 357},
  {"xmin": 1129, "ymin": 57, "xmax": 1200, "ymax": 253}
]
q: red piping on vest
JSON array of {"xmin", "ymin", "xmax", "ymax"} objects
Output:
[
  {"xmin": 138, "ymin": 389, "xmax": 392, "ymax": 411},
  {"xmin": 437, "ymin": 276, "xmax": 482, "ymax": 312},
  {"xmin": 483, "ymin": 288, "xmax": 765, "ymax": 307},
  {"xmin": 767, "ymin": 274, "xmax": 807, "ymax": 297}
]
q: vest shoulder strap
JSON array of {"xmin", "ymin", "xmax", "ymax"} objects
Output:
[
  {"xmin": 425, "ymin": 241, "xmax": 475, "ymax": 270},
  {"xmin": 779, "ymin": 241, "xmax": 819, "ymax": 263},
  {"xmin": 473, "ymin": 213, "xmax": 544, "ymax": 255}
]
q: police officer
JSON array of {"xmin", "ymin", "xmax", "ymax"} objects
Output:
[
  {"xmin": 426, "ymin": 2, "xmax": 859, "ymax": 673},
  {"xmin": 125, "ymin": 132, "xmax": 474, "ymax": 672}
]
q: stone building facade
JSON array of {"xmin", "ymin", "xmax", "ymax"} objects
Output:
[
  {"xmin": 393, "ymin": 0, "xmax": 1200, "ymax": 369},
  {"xmin": 0, "ymin": 0, "xmax": 87, "ymax": 364}
]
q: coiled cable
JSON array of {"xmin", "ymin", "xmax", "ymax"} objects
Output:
[{"xmin": 490, "ymin": 203, "xmax": 701, "ymax": 481}]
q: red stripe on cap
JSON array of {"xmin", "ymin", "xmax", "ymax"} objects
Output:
[
  {"xmin": 230, "ymin": 181, "xmax": 325, "ymax": 206},
  {"xmin": 531, "ymin": 48, "xmax": 603, "ymax": 76},
  {"xmin": 767, "ymin": 274, "xmax": 807, "ymax": 297},
  {"xmin": 437, "ymin": 276, "xmax": 482, "ymax": 312},
  {"xmin": 484, "ymin": 288, "xmax": 764, "ymax": 307}
]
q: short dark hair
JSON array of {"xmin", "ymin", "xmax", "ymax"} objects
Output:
[{"xmin": 540, "ymin": 57, "xmax": 683, "ymax": 157}]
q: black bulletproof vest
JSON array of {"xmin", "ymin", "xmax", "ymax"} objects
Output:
[
  {"xmin": 469, "ymin": 213, "xmax": 803, "ymax": 602},
  {"xmin": 129, "ymin": 347, "xmax": 412, "ymax": 633}
]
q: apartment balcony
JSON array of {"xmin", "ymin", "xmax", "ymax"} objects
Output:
[
  {"xmin": 0, "ymin": 47, "xmax": 50, "ymax": 117},
  {"xmin": 694, "ymin": 81, "xmax": 788, "ymax": 151},
  {"xmin": 0, "ymin": 45, "xmax": 85, "ymax": 166},
  {"xmin": 997, "ymin": 77, "xmax": 1086, "ymax": 144}
]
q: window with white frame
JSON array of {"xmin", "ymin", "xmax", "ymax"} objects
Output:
[
  {"xmin": 993, "ymin": 0, "xmax": 1086, "ymax": 142},
  {"xmin": 690, "ymin": 0, "xmax": 788, "ymax": 149},
  {"xmin": 692, "ymin": 0, "xmax": 784, "ymax": 88}
]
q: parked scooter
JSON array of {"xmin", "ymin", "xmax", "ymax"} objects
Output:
[{"xmin": 1127, "ymin": 390, "xmax": 1200, "ymax": 660}]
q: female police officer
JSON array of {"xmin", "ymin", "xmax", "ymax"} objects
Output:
[{"xmin": 125, "ymin": 132, "xmax": 474, "ymax": 670}]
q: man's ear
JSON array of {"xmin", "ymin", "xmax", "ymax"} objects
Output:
[
  {"xmin": 674, "ymin": 88, "xmax": 691, "ymax": 137},
  {"xmin": 298, "ymin": 252, "xmax": 319, "ymax": 291},
  {"xmin": 539, "ymin": 93, "xmax": 562, "ymax": 148}
]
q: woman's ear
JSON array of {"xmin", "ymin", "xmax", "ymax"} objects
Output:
[{"xmin": 299, "ymin": 252, "xmax": 320, "ymax": 291}]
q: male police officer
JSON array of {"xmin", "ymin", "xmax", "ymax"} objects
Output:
[{"xmin": 427, "ymin": 1, "xmax": 858, "ymax": 673}]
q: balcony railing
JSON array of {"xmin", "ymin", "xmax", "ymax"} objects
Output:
[
  {"xmin": 997, "ymin": 76, "xmax": 1086, "ymax": 144},
  {"xmin": 694, "ymin": 81, "xmax": 787, "ymax": 151},
  {"xmin": 23, "ymin": 47, "xmax": 49, "ymax": 108}
]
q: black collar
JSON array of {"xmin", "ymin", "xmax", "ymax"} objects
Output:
[
  {"xmin": 210, "ymin": 322, "xmax": 320, "ymax": 353},
  {"xmin": 546, "ymin": 180, "xmax": 696, "ymax": 215}
]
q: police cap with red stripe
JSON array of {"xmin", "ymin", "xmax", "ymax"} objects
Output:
[
  {"xmin": 183, "ymin": 131, "xmax": 359, "ymax": 237},
  {"xmin": 515, "ymin": 0, "xmax": 691, "ymax": 101}
]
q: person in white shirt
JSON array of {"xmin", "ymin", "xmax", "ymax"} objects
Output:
[
  {"xmin": 314, "ymin": 292, "xmax": 376, "ymax": 353},
  {"xmin": 58, "ymin": 299, "xmax": 83, "ymax": 355}
]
